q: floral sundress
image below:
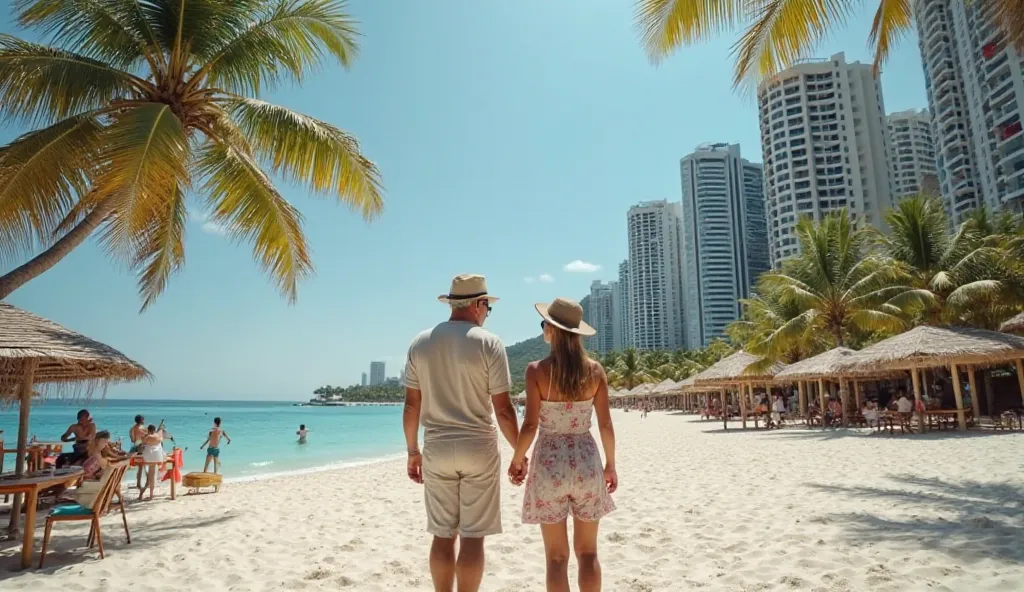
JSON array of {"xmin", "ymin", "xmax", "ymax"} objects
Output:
[{"xmin": 521, "ymin": 397, "xmax": 616, "ymax": 524}]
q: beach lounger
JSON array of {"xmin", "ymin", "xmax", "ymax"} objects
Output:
[{"xmin": 38, "ymin": 461, "xmax": 131, "ymax": 567}]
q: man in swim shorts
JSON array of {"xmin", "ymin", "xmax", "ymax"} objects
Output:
[{"xmin": 200, "ymin": 417, "xmax": 231, "ymax": 473}]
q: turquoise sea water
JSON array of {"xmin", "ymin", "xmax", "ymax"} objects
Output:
[{"xmin": 0, "ymin": 400, "xmax": 405, "ymax": 480}]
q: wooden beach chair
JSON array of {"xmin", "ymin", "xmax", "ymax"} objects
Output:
[{"xmin": 38, "ymin": 461, "xmax": 131, "ymax": 567}]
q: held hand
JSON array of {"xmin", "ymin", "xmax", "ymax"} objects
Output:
[
  {"xmin": 407, "ymin": 452, "xmax": 423, "ymax": 484},
  {"xmin": 604, "ymin": 464, "xmax": 618, "ymax": 494},
  {"xmin": 507, "ymin": 457, "xmax": 528, "ymax": 486}
]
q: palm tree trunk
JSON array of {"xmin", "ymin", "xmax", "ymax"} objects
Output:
[{"xmin": 0, "ymin": 199, "xmax": 114, "ymax": 300}]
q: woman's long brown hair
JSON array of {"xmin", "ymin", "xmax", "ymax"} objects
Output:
[{"xmin": 549, "ymin": 325, "xmax": 591, "ymax": 401}]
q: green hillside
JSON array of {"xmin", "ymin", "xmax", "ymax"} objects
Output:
[{"xmin": 505, "ymin": 334, "xmax": 547, "ymax": 382}]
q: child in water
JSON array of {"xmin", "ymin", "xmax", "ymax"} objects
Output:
[{"xmin": 297, "ymin": 424, "xmax": 309, "ymax": 444}]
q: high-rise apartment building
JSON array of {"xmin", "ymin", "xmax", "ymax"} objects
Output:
[
  {"xmin": 914, "ymin": 0, "xmax": 1024, "ymax": 225},
  {"xmin": 585, "ymin": 281, "xmax": 616, "ymax": 355},
  {"xmin": 369, "ymin": 361, "xmax": 385, "ymax": 386},
  {"xmin": 613, "ymin": 260, "xmax": 630, "ymax": 350},
  {"xmin": 627, "ymin": 200, "xmax": 685, "ymax": 350},
  {"xmin": 758, "ymin": 52, "xmax": 896, "ymax": 266},
  {"xmin": 679, "ymin": 143, "xmax": 770, "ymax": 348},
  {"xmin": 361, "ymin": 372, "xmax": 367, "ymax": 387},
  {"xmin": 887, "ymin": 109, "xmax": 940, "ymax": 199}
]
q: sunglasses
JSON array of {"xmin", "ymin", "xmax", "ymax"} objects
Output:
[
  {"xmin": 540, "ymin": 320, "xmax": 546, "ymax": 330},
  {"xmin": 479, "ymin": 299, "xmax": 492, "ymax": 316}
]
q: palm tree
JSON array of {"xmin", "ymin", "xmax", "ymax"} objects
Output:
[
  {"xmin": 757, "ymin": 210, "xmax": 906, "ymax": 349},
  {"xmin": 729, "ymin": 289, "xmax": 824, "ymax": 366},
  {"xmin": 606, "ymin": 348, "xmax": 653, "ymax": 390},
  {"xmin": 0, "ymin": 0, "xmax": 382, "ymax": 308},
  {"xmin": 634, "ymin": 0, "xmax": 1024, "ymax": 88},
  {"xmin": 882, "ymin": 195, "xmax": 1002, "ymax": 326}
]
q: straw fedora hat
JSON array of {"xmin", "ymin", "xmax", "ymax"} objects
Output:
[
  {"xmin": 535, "ymin": 297, "xmax": 595, "ymax": 336},
  {"xmin": 438, "ymin": 274, "xmax": 500, "ymax": 304}
]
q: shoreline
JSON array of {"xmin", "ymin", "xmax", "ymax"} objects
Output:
[{"xmin": 221, "ymin": 451, "xmax": 405, "ymax": 484}]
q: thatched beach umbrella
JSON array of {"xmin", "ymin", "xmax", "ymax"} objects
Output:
[
  {"xmin": 691, "ymin": 351, "xmax": 787, "ymax": 429},
  {"xmin": 0, "ymin": 303, "xmax": 149, "ymax": 532},
  {"xmin": 841, "ymin": 325, "xmax": 1024, "ymax": 431},
  {"xmin": 999, "ymin": 312, "xmax": 1024, "ymax": 334},
  {"xmin": 774, "ymin": 347, "xmax": 907, "ymax": 423}
]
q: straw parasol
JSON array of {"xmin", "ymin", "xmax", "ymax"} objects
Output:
[
  {"xmin": 628, "ymin": 382, "xmax": 657, "ymax": 396},
  {"xmin": 775, "ymin": 347, "xmax": 906, "ymax": 423},
  {"xmin": 689, "ymin": 351, "xmax": 787, "ymax": 429},
  {"xmin": 841, "ymin": 325, "xmax": 1024, "ymax": 431},
  {"xmin": 0, "ymin": 303, "xmax": 149, "ymax": 533},
  {"xmin": 691, "ymin": 351, "xmax": 786, "ymax": 386},
  {"xmin": 841, "ymin": 325, "xmax": 1024, "ymax": 370},
  {"xmin": 652, "ymin": 379, "xmax": 679, "ymax": 394},
  {"xmin": 999, "ymin": 312, "xmax": 1024, "ymax": 334},
  {"xmin": 775, "ymin": 347, "xmax": 907, "ymax": 382}
]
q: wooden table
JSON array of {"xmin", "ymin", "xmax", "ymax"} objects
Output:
[
  {"xmin": 874, "ymin": 412, "xmax": 897, "ymax": 435},
  {"xmin": 2, "ymin": 443, "xmax": 65, "ymax": 474},
  {"xmin": 0, "ymin": 467, "xmax": 84, "ymax": 569},
  {"xmin": 925, "ymin": 409, "xmax": 972, "ymax": 431}
]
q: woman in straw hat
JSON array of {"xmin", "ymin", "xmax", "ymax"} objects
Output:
[{"xmin": 508, "ymin": 297, "xmax": 617, "ymax": 591}]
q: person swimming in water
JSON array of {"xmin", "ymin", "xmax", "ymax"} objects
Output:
[{"xmin": 297, "ymin": 424, "xmax": 309, "ymax": 444}]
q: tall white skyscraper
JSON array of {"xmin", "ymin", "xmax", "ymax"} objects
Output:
[
  {"xmin": 585, "ymin": 281, "xmax": 616, "ymax": 355},
  {"xmin": 370, "ymin": 361, "xmax": 385, "ymax": 386},
  {"xmin": 613, "ymin": 259, "xmax": 630, "ymax": 350},
  {"xmin": 914, "ymin": 0, "xmax": 1024, "ymax": 224},
  {"xmin": 680, "ymin": 143, "xmax": 770, "ymax": 348},
  {"xmin": 627, "ymin": 200, "xmax": 684, "ymax": 350},
  {"xmin": 887, "ymin": 109, "xmax": 939, "ymax": 199},
  {"xmin": 758, "ymin": 52, "xmax": 896, "ymax": 266}
]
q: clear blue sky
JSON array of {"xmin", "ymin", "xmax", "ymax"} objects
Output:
[{"xmin": 1, "ymin": 2, "xmax": 927, "ymax": 400}]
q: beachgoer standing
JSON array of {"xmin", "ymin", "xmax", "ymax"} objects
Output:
[
  {"xmin": 57, "ymin": 409, "xmax": 96, "ymax": 468},
  {"xmin": 200, "ymin": 417, "xmax": 231, "ymax": 474},
  {"xmin": 402, "ymin": 274, "xmax": 519, "ymax": 592},
  {"xmin": 772, "ymin": 394, "xmax": 787, "ymax": 427},
  {"xmin": 129, "ymin": 415, "xmax": 147, "ymax": 487},
  {"xmin": 509, "ymin": 297, "xmax": 617, "ymax": 592},
  {"xmin": 297, "ymin": 424, "xmax": 309, "ymax": 444}
]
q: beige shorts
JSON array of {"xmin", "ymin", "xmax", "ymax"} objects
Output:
[{"xmin": 422, "ymin": 438, "xmax": 501, "ymax": 538}]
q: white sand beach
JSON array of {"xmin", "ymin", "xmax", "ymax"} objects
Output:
[{"xmin": 3, "ymin": 411, "xmax": 1023, "ymax": 591}]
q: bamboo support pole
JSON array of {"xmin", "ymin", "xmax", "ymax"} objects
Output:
[
  {"xmin": 950, "ymin": 363, "xmax": 967, "ymax": 431},
  {"xmin": 911, "ymin": 367, "xmax": 925, "ymax": 433},
  {"xmin": 967, "ymin": 367, "xmax": 980, "ymax": 421}
]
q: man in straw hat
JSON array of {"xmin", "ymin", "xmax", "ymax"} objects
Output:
[{"xmin": 402, "ymin": 274, "xmax": 520, "ymax": 591}]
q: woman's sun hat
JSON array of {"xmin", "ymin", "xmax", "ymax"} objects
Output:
[
  {"xmin": 438, "ymin": 274, "xmax": 499, "ymax": 304},
  {"xmin": 535, "ymin": 297, "xmax": 596, "ymax": 336}
]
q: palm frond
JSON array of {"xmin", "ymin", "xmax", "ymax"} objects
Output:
[
  {"xmin": 868, "ymin": 0, "xmax": 912, "ymax": 71},
  {"xmin": 946, "ymin": 279, "xmax": 1002, "ymax": 310},
  {"xmin": 143, "ymin": 0, "xmax": 263, "ymax": 65},
  {"xmin": 91, "ymin": 102, "xmax": 191, "ymax": 262},
  {"xmin": 994, "ymin": 0, "xmax": 1024, "ymax": 53},
  {"xmin": 15, "ymin": 0, "xmax": 154, "ymax": 70},
  {"xmin": 227, "ymin": 97, "xmax": 383, "ymax": 219},
  {"xmin": 0, "ymin": 111, "xmax": 104, "ymax": 261},
  {"xmin": 196, "ymin": 142, "xmax": 312, "ymax": 303},
  {"xmin": 132, "ymin": 181, "xmax": 187, "ymax": 311},
  {"xmin": 731, "ymin": 0, "xmax": 855, "ymax": 88},
  {"xmin": 0, "ymin": 34, "xmax": 147, "ymax": 125},
  {"xmin": 634, "ymin": 0, "xmax": 744, "ymax": 62},
  {"xmin": 201, "ymin": 0, "xmax": 359, "ymax": 94},
  {"xmin": 847, "ymin": 308, "xmax": 905, "ymax": 334}
]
